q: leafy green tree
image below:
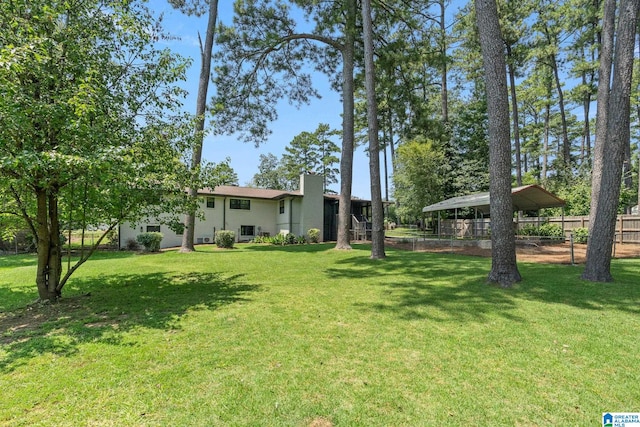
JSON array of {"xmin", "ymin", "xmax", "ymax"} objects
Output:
[
  {"xmin": 0, "ymin": 193, "xmax": 26, "ymax": 248},
  {"xmin": 206, "ymin": 158, "xmax": 238, "ymax": 186},
  {"xmin": 282, "ymin": 124, "xmax": 340, "ymax": 192},
  {"xmin": 252, "ymin": 125, "xmax": 340, "ymax": 192},
  {"xmin": 251, "ymin": 153, "xmax": 292, "ymax": 190},
  {"xmin": 0, "ymin": 0, "xmax": 191, "ymax": 301},
  {"xmin": 547, "ymin": 173, "xmax": 592, "ymax": 215},
  {"xmin": 393, "ymin": 139, "xmax": 446, "ymax": 223},
  {"xmin": 449, "ymin": 95, "xmax": 490, "ymax": 196},
  {"xmin": 282, "ymin": 133, "xmax": 319, "ymax": 182}
]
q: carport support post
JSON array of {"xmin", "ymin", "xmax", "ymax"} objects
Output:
[
  {"xmin": 474, "ymin": 208, "xmax": 478, "ymax": 239},
  {"xmin": 454, "ymin": 208, "xmax": 458, "ymax": 239},
  {"xmin": 570, "ymin": 232, "xmax": 575, "ymax": 265}
]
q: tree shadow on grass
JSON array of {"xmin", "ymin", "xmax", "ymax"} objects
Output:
[
  {"xmin": 516, "ymin": 261, "xmax": 640, "ymax": 314},
  {"xmin": 0, "ymin": 286, "xmax": 36, "ymax": 312},
  {"xmin": 243, "ymin": 243, "xmax": 336, "ymax": 253},
  {"xmin": 0, "ymin": 250, "xmax": 137, "ymax": 269},
  {"xmin": 0, "ymin": 254, "xmax": 39, "ymax": 269},
  {"xmin": 0, "ymin": 271, "xmax": 259, "ymax": 373},
  {"xmin": 326, "ymin": 249, "xmax": 640, "ymax": 323},
  {"xmin": 0, "ymin": 251, "xmax": 171, "ymax": 312},
  {"xmin": 326, "ymin": 251, "xmax": 524, "ymax": 324}
]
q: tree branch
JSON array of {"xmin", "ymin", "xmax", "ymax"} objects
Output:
[{"xmin": 9, "ymin": 185, "xmax": 38, "ymax": 240}]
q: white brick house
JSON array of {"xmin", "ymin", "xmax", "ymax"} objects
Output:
[{"xmin": 118, "ymin": 174, "xmax": 326, "ymax": 249}]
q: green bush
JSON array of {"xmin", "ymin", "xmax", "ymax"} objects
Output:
[
  {"xmin": 252, "ymin": 232, "xmax": 310, "ymax": 246},
  {"xmin": 215, "ymin": 230, "xmax": 235, "ymax": 249},
  {"xmin": 252, "ymin": 235, "xmax": 268, "ymax": 244},
  {"xmin": 136, "ymin": 232, "xmax": 163, "ymax": 252},
  {"xmin": 573, "ymin": 227, "xmax": 589, "ymax": 244},
  {"xmin": 517, "ymin": 223, "xmax": 563, "ymax": 238},
  {"xmin": 269, "ymin": 234, "xmax": 284, "ymax": 245},
  {"xmin": 125, "ymin": 238, "xmax": 139, "ymax": 251},
  {"xmin": 518, "ymin": 224, "xmax": 539, "ymax": 236},
  {"xmin": 538, "ymin": 223, "xmax": 563, "ymax": 238},
  {"xmin": 285, "ymin": 233, "xmax": 296, "ymax": 245},
  {"xmin": 307, "ymin": 228, "xmax": 320, "ymax": 243}
]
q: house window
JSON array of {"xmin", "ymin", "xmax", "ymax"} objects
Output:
[
  {"xmin": 279, "ymin": 199, "xmax": 285, "ymax": 214},
  {"xmin": 240, "ymin": 225, "xmax": 255, "ymax": 236},
  {"xmin": 146, "ymin": 225, "xmax": 161, "ymax": 233},
  {"xmin": 230, "ymin": 198, "xmax": 250, "ymax": 210},
  {"xmin": 206, "ymin": 197, "xmax": 215, "ymax": 208}
]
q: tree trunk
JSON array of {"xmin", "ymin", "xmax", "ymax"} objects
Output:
[
  {"xmin": 335, "ymin": 0, "xmax": 357, "ymax": 250},
  {"xmin": 550, "ymin": 53, "xmax": 572, "ymax": 167},
  {"xmin": 637, "ymin": 36, "xmax": 640, "ymax": 210},
  {"xmin": 181, "ymin": 0, "xmax": 219, "ymax": 252},
  {"xmin": 506, "ymin": 44, "xmax": 522, "ymax": 186},
  {"xmin": 388, "ymin": 107, "xmax": 396, "ymax": 172},
  {"xmin": 585, "ymin": 0, "xmax": 602, "ymax": 165},
  {"xmin": 623, "ymin": 137, "xmax": 633, "ymax": 194},
  {"xmin": 382, "ymin": 125, "xmax": 389, "ymax": 202},
  {"xmin": 35, "ymin": 187, "xmax": 61, "ymax": 301},
  {"xmin": 542, "ymin": 102, "xmax": 550, "ymax": 182},
  {"xmin": 48, "ymin": 190, "xmax": 62, "ymax": 292},
  {"xmin": 586, "ymin": 0, "xmax": 615, "ymax": 248},
  {"xmin": 475, "ymin": 0, "xmax": 521, "ymax": 287},
  {"xmin": 387, "ymin": 107, "xmax": 399, "ymax": 212},
  {"xmin": 582, "ymin": 77, "xmax": 592, "ymax": 165},
  {"xmin": 361, "ymin": 0, "xmax": 385, "ymax": 259},
  {"xmin": 583, "ymin": 0, "xmax": 639, "ymax": 282},
  {"xmin": 439, "ymin": 0, "xmax": 449, "ymax": 126}
]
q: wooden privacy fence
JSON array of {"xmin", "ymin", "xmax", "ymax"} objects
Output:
[
  {"xmin": 437, "ymin": 215, "xmax": 640, "ymax": 243},
  {"xmin": 545, "ymin": 215, "xmax": 640, "ymax": 243}
]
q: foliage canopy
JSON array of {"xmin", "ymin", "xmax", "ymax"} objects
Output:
[{"xmin": 0, "ymin": 0, "xmax": 193, "ymax": 299}]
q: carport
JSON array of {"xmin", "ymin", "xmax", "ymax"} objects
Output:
[{"xmin": 422, "ymin": 185, "xmax": 566, "ymax": 239}]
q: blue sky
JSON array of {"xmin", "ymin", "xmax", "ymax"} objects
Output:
[{"xmin": 154, "ymin": 1, "xmax": 375, "ymax": 198}]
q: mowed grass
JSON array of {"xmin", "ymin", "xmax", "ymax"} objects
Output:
[{"xmin": 1, "ymin": 244, "xmax": 639, "ymax": 426}]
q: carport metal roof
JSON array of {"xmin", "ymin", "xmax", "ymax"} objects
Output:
[{"xmin": 422, "ymin": 185, "xmax": 565, "ymax": 215}]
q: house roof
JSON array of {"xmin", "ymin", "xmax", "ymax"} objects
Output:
[
  {"xmin": 199, "ymin": 186, "xmax": 301, "ymax": 200},
  {"xmin": 323, "ymin": 194, "xmax": 367, "ymax": 202},
  {"xmin": 422, "ymin": 185, "xmax": 565, "ymax": 215}
]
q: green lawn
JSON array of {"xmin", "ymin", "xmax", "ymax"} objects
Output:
[{"xmin": 1, "ymin": 244, "xmax": 639, "ymax": 426}]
